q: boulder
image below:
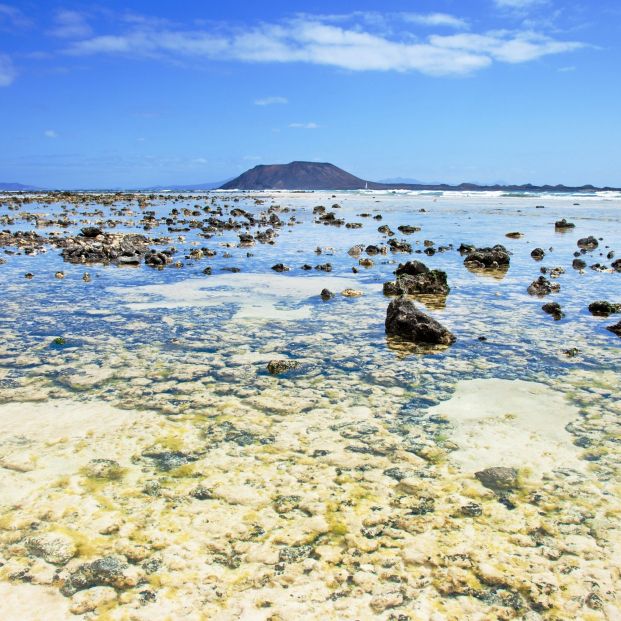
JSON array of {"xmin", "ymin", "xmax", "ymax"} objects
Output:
[
  {"xmin": 588, "ymin": 301, "xmax": 620, "ymax": 317},
  {"xmin": 542, "ymin": 302, "xmax": 564, "ymax": 320},
  {"xmin": 528, "ymin": 276, "xmax": 560, "ymax": 296},
  {"xmin": 385, "ymin": 297, "xmax": 455, "ymax": 346},
  {"xmin": 555, "ymin": 219, "xmax": 575, "ymax": 229},
  {"xmin": 530, "ymin": 248, "xmax": 545, "ymax": 260},
  {"xmin": 577, "ymin": 236, "xmax": 599, "ymax": 250},
  {"xmin": 463, "ymin": 245, "xmax": 510, "ymax": 269}
]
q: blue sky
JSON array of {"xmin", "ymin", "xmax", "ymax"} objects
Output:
[{"xmin": 1, "ymin": 0, "xmax": 620, "ymax": 188}]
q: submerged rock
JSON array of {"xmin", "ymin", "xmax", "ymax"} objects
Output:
[
  {"xmin": 267, "ymin": 359, "xmax": 299, "ymax": 375},
  {"xmin": 61, "ymin": 555, "xmax": 140, "ymax": 596},
  {"xmin": 385, "ymin": 297, "xmax": 455, "ymax": 345},
  {"xmin": 25, "ymin": 533, "xmax": 77, "ymax": 565},
  {"xmin": 475, "ymin": 467, "xmax": 518, "ymax": 491}
]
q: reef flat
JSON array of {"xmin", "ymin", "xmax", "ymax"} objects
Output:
[{"xmin": 0, "ymin": 190, "xmax": 619, "ymax": 620}]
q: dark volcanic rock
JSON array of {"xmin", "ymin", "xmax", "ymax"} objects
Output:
[
  {"xmin": 384, "ymin": 262, "xmax": 450, "ymax": 297},
  {"xmin": 475, "ymin": 467, "xmax": 518, "ymax": 491},
  {"xmin": 606, "ymin": 321, "xmax": 621, "ymax": 337},
  {"xmin": 267, "ymin": 359, "xmax": 300, "ymax": 375},
  {"xmin": 385, "ymin": 297, "xmax": 455, "ymax": 346},
  {"xmin": 271, "ymin": 263, "xmax": 290, "ymax": 272},
  {"xmin": 80, "ymin": 226, "xmax": 103, "ymax": 238},
  {"xmin": 555, "ymin": 219, "xmax": 575, "ymax": 230},
  {"xmin": 463, "ymin": 245, "xmax": 510, "ymax": 269},
  {"xmin": 588, "ymin": 301, "xmax": 620, "ymax": 317},
  {"xmin": 528, "ymin": 276, "xmax": 560, "ymax": 296},
  {"xmin": 61, "ymin": 555, "xmax": 136, "ymax": 596},
  {"xmin": 577, "ymin": 236, "xmax": 599, "ymax": 250},
  {"xmin": 530, "ymin": 248, "xmax": 545, "ymax": 260},
  {"xmin": 542, "ymin": 302, "xmax": 564, "ymax": 320},
  {"xmin": 572, "ymin": 258, "xmax": 587, "ymax": 270},
  {"xmin": 612, "ymin": 259, "xmax": 621, "ymax": 272},
  {"xmin": 320, "ymin": 288, "xmax": 334, "ymax": 300}
]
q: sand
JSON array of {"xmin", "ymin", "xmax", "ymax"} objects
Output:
[{"xmin": 428, "ymin": 378, "xmax": 582, "ymax": 477}]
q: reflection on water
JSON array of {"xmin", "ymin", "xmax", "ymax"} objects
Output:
[{"xmin": 0, "ymin": 190, "xmax": 620, "ymax": 619}]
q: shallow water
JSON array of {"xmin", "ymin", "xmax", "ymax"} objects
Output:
[{"xmin": 0, "ymin": 191, "xmax": 619, "ymax": 620}]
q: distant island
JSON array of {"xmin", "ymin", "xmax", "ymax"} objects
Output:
[{"xmin": 220, "ymin": 161, "xmax": 621, "ymax": 193}]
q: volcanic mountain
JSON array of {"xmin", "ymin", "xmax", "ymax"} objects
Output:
[
  {"xmin": 219, "ymin": 161, "xmax": 380, "ymax": 191},
  {"xmin": 219, "ymin": 161, "xmax": 620, "ymax": 192}
]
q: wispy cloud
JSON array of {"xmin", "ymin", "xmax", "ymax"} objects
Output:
[
  {"xmin": 0, "ymin": 54, "xmax": 16, "ymax": 86},
  {"xmin": 63, "ymin": 14, "xmax": 585, "ymax": 77},
  {"xmin": 402, "ymin": 13, "xmax": 468, "ymax": 29},
  {"xmin": 254, "ymin": 96, "xmax": 288, "ymax": 106},
  {"xmin": 50, "ymin": 9, "xmax": 92, "ymax": 39},
  {"xmin": 494, "ymin": 0, "xmax": 547, "ymax": 9},
  {"xmin": 289, "ymin": 122, "xmax": 319, "ymax": 129},
  {"xmin": 0, "ymin": 3, "xmax": 30, "ymax": 29},
  {"xmin": 44, "ymin": 129, "xmax": 58, "ymax": 138}
]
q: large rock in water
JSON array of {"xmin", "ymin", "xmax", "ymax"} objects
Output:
[
  {"xmin": 383, "ymin": 261, "xmax": 450, "ymax": 296},
  {"xmin": 385, "ymin": 297, "xmax": 455, "ymax": 345},
  {"xmin": 463, "ymin": 245, "xmax": 510, "ymax": 269}
]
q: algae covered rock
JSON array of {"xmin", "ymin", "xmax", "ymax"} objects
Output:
[
  {"xmin": 475, "ymin": 467, "xmax": 519, "ymax": 491},
  {"xmin": 267, "ymin": 359, "xmax": 299, "ymax": 375},
  {"xmin": 25, "ymin": 533, "xmax": 77, "ymax": 565}
]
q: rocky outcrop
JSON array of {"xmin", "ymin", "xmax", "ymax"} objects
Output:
[
  {"xmin": 463, "ymin": 245, "xmax": 510, "ymax": 270},
  {"xmin": 528, "ymin": 276, "xmax": 560, "ymax": 296},
  {"xmin": 383, "ymin": 261, "xmax": 450, "ymax": 296},
  {"xmin": 385, "ymin": 297, "xmax": 455, "ymax": 346},
  {"xmin": 60, "ymin": 232, "xmax": 151, "ymax": 265},
  {"xmin": 588, "ymin": 301, "xmax": 620, "ymax": 317}
]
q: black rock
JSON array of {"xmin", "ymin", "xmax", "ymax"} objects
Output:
[
  {"xmin": 80, "ymin": 227, "xmax": 103, "ymax": 238},
  {"xmin": 320, "ymin": 288, "xmax": 334, "ymax": 301},
  {"xmin": 542, "ymin": 302, "xmax": 564, "ymax": 319},
  {"xmin": 606, "ymin": 321, "xmax": 621, "ymax": 337},
  {"xmin": 577, "ymin": 236, "xmax": 599, "ymax": 250},
  {"xmin": 555, "ymin": 219, "xmax": 575, "ymax": 229},
  {"xmin": 463, "ymin": 245, "xmax": 510, "ymax": 269},
  {"xmin": 530, "ymin": 248, "xmax": 545, "ymax": 260},
  {"xmin": 271, "ymin": 263, "xmax": 290, "ymax": 272},
  {"xmin": 528, "ymin": 276, "xmax": 560, "ymax": 296},
  {"xmin": 588, "ymin": 301, "xmax": 620, "ymax": 317},
  {"xmin": 572, "ymin": 258, "xmax": 587, "ymax": 270},
  {"xmin": 385, "ymin": 297, "xmax": 455, "ymax": 346}
]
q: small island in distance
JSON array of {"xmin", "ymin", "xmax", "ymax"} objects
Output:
[{"xmin": 219, "ymin": 161, "xmax": 621, "ymax": 193}]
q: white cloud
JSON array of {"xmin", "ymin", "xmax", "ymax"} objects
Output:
[
  {"xmin": 289, "ymin": 122, "xmax": 319, "ymax": 129},
  {"xmin": 44, "ymin": 130, "xmax": 58, "ymax": 138},
  {"xmin": 0, "ymin": 3, "xmax": 30, "ymax": 29},
  {"xmin": 51, "ymin": 9, "xmax": 92, "ymax": 39},
  {"xmin": 494, "ymin": 0, "xmax": 546, "ymax": 8},
  {"xmin": 0, "ymin": 53, "xmax": 15, "ymax": 86},
  {"xmin": 402, "ymin": 13, "xmax": 468, "ymax": 29},
  {"xmin": 429, "ymin": 31, "xmax": 583, "ymax": 63},
  {"xmin": 64, "ymin": 15, "xmax": 585, "ymax": 77},
  {"xmin": 254, "ymin": 96, "xmax": 288, "ymax": 105}
]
